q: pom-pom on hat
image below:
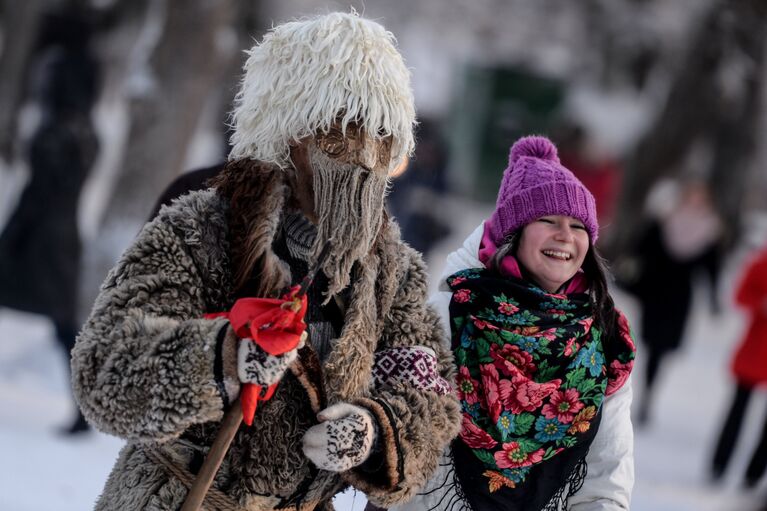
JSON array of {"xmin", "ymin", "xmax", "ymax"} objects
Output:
[{"xmin": 488, "ymin": 135, "xmax": 598, "ymax": 245}]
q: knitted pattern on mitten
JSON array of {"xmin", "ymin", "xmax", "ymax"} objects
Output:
[
  {"xmin": 302, "ymin": 403, "xmax": 377, "ymax": 472},
  {"xmin": 237, "ymin": 338, "xmax": 299, "ymax": 387}
]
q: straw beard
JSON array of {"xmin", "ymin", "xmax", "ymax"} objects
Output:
[{"xmin": 308, "ymin": 142, "xmax": 389, "ymax": 301}]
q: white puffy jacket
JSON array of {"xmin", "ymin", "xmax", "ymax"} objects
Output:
[{"xmin": 401, "ymin": 223, "xmax": 634, "ymax": 511}]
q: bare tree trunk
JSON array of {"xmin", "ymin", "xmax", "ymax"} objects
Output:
[
  {"xmin": 101, "ymin": 0, "xmax": 236, "ymax": 225},
  {"xmin": 211, "ymin": 0, "xmax": 268, "ymax": 158},
  {"xmin": 608, "ymin": 0, "xmax": 767, "ymax": 257},
  {"xmin": 708, "ymin": 0, "xmax": 767, "ymax": 246},
  {"xmin": 0, "ymin": 0, "xmax": 46, "ymax": 163},
  {"xmin": 79, "ymin": 0, "xmax": 237, "ymax": 320}
]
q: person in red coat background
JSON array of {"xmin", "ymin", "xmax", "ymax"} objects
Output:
[{"xmin": 711, "ymin": 245, "xmax": 767, "ymax": 488}]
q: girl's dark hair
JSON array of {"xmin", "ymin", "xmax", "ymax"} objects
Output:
[
  {"xmin": 581, "ymin": 246, "xmax": 619, "ymax": 346},
  {"xmin": 489, "ymin": 231, "xmax": 620, "ymax": 352}
]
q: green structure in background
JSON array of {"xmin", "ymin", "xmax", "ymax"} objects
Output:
[{"xmin": 449, "ymin": 65, "xmax": 564, "ymax": 202}]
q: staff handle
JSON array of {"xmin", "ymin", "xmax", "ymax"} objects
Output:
[{"xmin": 180, "ymin": 398, "xmax": 243, "ymax": 511}]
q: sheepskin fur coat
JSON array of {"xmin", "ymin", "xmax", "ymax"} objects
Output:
[{"xmin": 71, "ymin": 165, "xmax": 461, "ymax": 511}]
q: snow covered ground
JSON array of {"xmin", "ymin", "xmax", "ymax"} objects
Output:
[{"xmin": 2, "ymin": 208, "xmax": 767, "ymax": 510}]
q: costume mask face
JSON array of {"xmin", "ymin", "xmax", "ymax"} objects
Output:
[
  {"xmin": 295, "ymin": 123, "xmax": 393, "ymax": 300},
  {"xmin": 315, "ymin": 121, "xmax": 396, "ymax": 175}
]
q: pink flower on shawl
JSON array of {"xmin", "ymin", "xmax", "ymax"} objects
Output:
[
  {"xmin": 454, "ymin": 289, "xmax": 472, "ymax": 303},
  {"xmin": 500, "ymin": 376, "xmax": 561, "ymax": 414},
  {"xmin": 460, "ymin": 414, "xmax": 498, "ymax": 449},
  {"xmin": 616, "ymin": 310, "xmax": 636, "ymax": 351},
  {"xmin": 494, "ymin": 441, "xmax": 545, "ymax": 469},
  {"xmin": 490, "ymin": 343, "xmax": 536, "ymax": 377},
  {"xmin": 498, "ymin": 302, "xmax": 519, "ymax": 315},
  {"xmin": 563, "ymin": 338, "xmax": 581, "ymax": 357},
  {"xmin": 605, "ymin": 309, "xmax": 636, "ymax": 396},
  {"xmin": 480, "ymin": 363, "xmax": 503, "ymax": 423},
  {"xmin": 541, "ymin": 388, "xmax": 584, "ymax": 424},
  {"xmin": 606, "ymin": 359, "xmax": 633, "ymax": 396},
  {"xmin": 538, "ymin": 328, "xmax": 559, "ymax": 341},
  {"xmin": 472, "ymin": 318, "xmax": 499, "ymax": 331},
  {"xmin": 451, "ymin": 276, "xmax": 467, "ymax": 286},
  {"xmin": 457, "ymin": 366, "xmax": 480, "ymax": 405}
]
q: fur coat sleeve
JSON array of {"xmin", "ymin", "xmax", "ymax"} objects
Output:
[
  {"xmin": 432, "ymin": 223, "xmax": 635, "ymax": 510},
  {"xmin": 343, "ymin": 244, "xmax": 462, "ymax": 508},
  {"xmin": 71, "ymin": 193, "xmax": 232, "ymax": 443}
]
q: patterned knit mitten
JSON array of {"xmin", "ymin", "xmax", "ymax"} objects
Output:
[
  {"xmin": 237, "ymin": 337, "xmax": 301, "ymax": 387},
  {"xmin": 302, "ymin": 403, "xmax": 378, "ymax": 472}
]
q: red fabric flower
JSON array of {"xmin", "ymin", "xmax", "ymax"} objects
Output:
[
  {"xmin": 563, "ymin": 338, "xmax": 580, "ymax": 357},
  {"xmin": 457, "ymin": 366, "xmax": 480, "ymax": 404},
  {"xmin": 500, "ymin": 376, "xmax": 561, "ymax": 414},
  {"xmin": 542, "ymin": 388, "xmax": 584, "ymax": 423},
  {"xmin": 454, "ymin": 288, "xmax": 472, "ymax": 303},
  {"xmin": 538, "ymin": 328, "xmax": 558, "ymax": 341},
  {"xmin": 498, "ymin": 302, "xmax": 519, "ymax": 315},
  {"xmin": 460, "ymin": 414, "xmax": 498, "ymax": 449},
  {"xmin": 472, "ymin": 317, "xmax": 499, "ymax": 331},
  {"xmin": 205, "ymin": 289, "xmax": 307, "ymax": 425},
  {"xmin": 616, "ymin": 310, "xmax": 636, "ymax": 351},
  {"xmin": 480, "ymin": 363, "xmax": 503, "ymax": 423},
  {"xmin": 606, "ymin": 359, "xmax": 633, "ymax": 396},
  {"xmin": 490, "ymin": 343, "xmax": 537, "ymax": 377},
  {"xmin": 494, "ymin": 441, "xmax": 545, "ymax": 469}
]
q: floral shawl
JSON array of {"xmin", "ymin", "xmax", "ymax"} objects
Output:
[{"xmin": 447, "ymin": 267, "xmax": 635, "ymax": 510}]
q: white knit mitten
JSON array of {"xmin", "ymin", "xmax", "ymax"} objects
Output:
[
  {"xmin": 302, "ymin": 403, "xmax": 378, "ymax": 472},
  {"xmin": 237, "ymin": 334, "xmax": 304, "ymax": 386}
]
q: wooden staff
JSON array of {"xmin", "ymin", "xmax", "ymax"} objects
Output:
[
  {"xmin": 180, "ymin": 240, "xmax": 332, "ymax": 511},
  {"xmin": 180, "ymin": 401, "xmax": 243, "ymax": 511}
]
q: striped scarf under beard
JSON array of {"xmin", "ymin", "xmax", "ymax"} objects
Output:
[{"xmin": 308, "ymin": 143, "xmax": 389, "ymax": 301}]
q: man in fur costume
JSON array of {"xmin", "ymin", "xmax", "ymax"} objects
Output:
[{"xmin": 72, "ymin": 12, "xmax": 461, "ymax": 511}]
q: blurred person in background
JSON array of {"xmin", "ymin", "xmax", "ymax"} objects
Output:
[
  {"xmin": 396, "ymin": 136, "xmax": 636, "ymax": 511},
  {"xmin": 0, "ymin": 6, "xmax": 99, "ymax": 435},
  {"xmin": 711, "ymin": 244, "xmax": 767, "ymax": 489},
  {"xmin": 71, "ymin": 12, "xmax": 460, "ymax": 511},
  {"xmin": 556, "ymin": 121, "xmax": 622, "ymax": 231},
  {"xmin": 618, "ymin": 178, "xmax": 723, "ymax": 426},
  {"xmin": 387, "ymin": 118, "xmax": 451, "ymax": 256},
  {"xmin": 147, "ymin": 162, "xmax": 225, "ymax": 220}
]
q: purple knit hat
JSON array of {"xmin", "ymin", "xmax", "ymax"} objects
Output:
[{"xmin": 487, "ymin": 135, "xmax": 598, "ymax": 245}]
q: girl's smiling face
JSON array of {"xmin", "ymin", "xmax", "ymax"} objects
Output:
[{"xmin": 516, "ymin": 215, "xmax": 589, "ymax": 293}]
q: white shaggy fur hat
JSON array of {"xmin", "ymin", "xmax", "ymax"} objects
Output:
[{"xmin": 229, "ymin": 11, "xmax": 416, "ymax": 169}]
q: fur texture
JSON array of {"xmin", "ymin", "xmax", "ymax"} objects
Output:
[
  {"xmin": 72, "ymin": 170, "xmax": 460, "ymax": 510},
  {"xmin": 210, "ymin": 159, "xmax": 291, "ymax": 295},
  {"xmin": 228, "ymin": 12, "xmax": 416, "ymax": 169}
]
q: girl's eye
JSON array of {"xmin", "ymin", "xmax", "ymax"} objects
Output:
[
  {"xmin": 571, "ymin": 224, "xmax": 586, "ymax": 230},
  {"xmin": 539, "ymin": 218, "xmax": 555, "ymax": 224}
]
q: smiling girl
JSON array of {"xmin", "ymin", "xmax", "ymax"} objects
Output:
[{"xmin": 395, "ymin": 136, "xmax": 636, "ymax": 511}]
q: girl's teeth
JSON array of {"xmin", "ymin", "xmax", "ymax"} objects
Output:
[{"xmin": 543, "ymin": 250, "xmax": 570, "ymax": 260}]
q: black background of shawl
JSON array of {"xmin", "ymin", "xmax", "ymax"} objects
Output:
[{"xmin": 452, "ymin": 406, "xmax": 602, "ymax": 511}]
